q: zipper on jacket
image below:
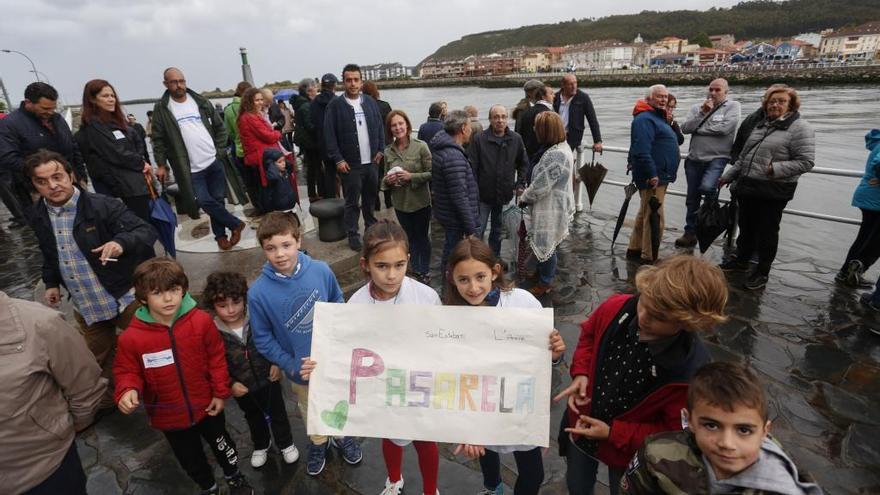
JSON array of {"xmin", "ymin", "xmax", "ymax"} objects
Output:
[
  {"xmin": 244, "ymin": 335, "xmax": 264, "ymax": 390},
  {"xmin": 167, "ymin": 325, "xmax": 196, "ymax": 426}
]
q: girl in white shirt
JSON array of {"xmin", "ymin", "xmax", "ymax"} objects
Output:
[{"xmin": 444, "ymin": 237, "xmax": 565, "ymax": 495}]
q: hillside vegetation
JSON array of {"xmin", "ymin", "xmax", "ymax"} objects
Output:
[{"xmin": 426, "ymin": 0, "xmax": 880, "ymax": 61}]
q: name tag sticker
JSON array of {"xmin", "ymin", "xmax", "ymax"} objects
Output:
[
  {"xmin": 711, "ymin": 115, "xmax": 724, "ymax": 122},
  {"xmin": 143, "ymin": 349, "xmax": 174, "ymax": 368},
  {"xmin": 112, "ymin": 130, "xmax": 126, "ymax": 140}
]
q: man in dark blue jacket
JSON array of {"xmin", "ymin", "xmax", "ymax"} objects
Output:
[
  {"xmin": 311, "ymin": 74, "xmax": 339, "ymax": 200},
  {"xmin": 323, "ymin": 64, "xmax": 385, "ymax": 251},
  {"xmin": 626, "ymin": 84, "xmax": 681, "ymax": 263},
  {"xmin": 554, "ymin": 74, "xmax": 603, "ymax": 153},
  {"xmin": 431, "ymin": 110, "xmax": 478, "ymax": 276},
  {"xmin": 0, "ymin": 82, "xmax": 87, "ymax": 227},
  {"xmin": 26, "ymin": 149, "xmax": 156, "ymax": 410},
  {"xmin": 417, "ymin": 101, "xmax": 446, "ymax": 148}
]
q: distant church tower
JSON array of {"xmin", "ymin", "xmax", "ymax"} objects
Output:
[{"xmin": 634, "ymin": 33, "xmax": 644, "ymax": 44}]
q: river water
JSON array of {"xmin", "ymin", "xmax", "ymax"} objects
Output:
[{"xmin": 123, "ymin": 83, "xmax": 880, "ymax": 271}]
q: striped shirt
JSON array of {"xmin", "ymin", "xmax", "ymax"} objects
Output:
[{"xmin": 47, "ymin": 188, "xmax": 134, "ymax": 325}]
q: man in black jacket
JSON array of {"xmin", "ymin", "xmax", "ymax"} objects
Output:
[
  {"xmin": 292, "ymin": 78, "xmax": 323, "ymax": 201},
  {"xmin": 323, "ymin": 64, "xmax": 385, "ymax": 251},
  {"xmin": 126, "ymin": 113, "xmax": 151, "ymax": 164},
  {"xmin": 467, "ymin": 104, "xmax": 528, "ymax": 256},
  {"xmin": 311, "ymin": 73, "xmax": 340, "ymax": 199},
  {"xmin": 0, "ymin": 82, "xmax": 88, "ymax": 227},
  {"xmin": 554, "ymin": 74, "xmax": 602, "ymax": 153},
  {"xmin": 26, "ymin": 149, "xmax": 156, "ymax": 409},
  {"xmin": 520, "ymin": 84, "xmax": 555, "ymax": 160}
]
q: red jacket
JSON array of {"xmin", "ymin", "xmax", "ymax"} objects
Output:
[
  {"xmin": 113, "ymin": 296, "xmax": 231, "ymax": 431},
  {"xmin": 566, "ymin": 294, "xmax": 710, "ymax": 469},
  {"xmin": 238, "ymin": 111, "xmax": 281, "ymax": 186}
]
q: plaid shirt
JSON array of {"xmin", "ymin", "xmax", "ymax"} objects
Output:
[{"xmin": 47, "ymin": 188, "xmax": 134, "ymax": 325}]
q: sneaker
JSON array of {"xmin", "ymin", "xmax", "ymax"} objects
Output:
[
  {"xmin": 225, "ymin": 473, "xmax": 254, "ymax": 495},
  {"xmin": 380, "ymin": 477, "xmax": 404, "ymax": 495},
  {"xmin": 743, "ymin": 273, "xmax": 769, "ymax": 290},
  {"xmin": 250, "ymin": 447, "xmax": 269, "ymax": 468},
  {"xmin": 281, "ymin": 443, "xmax": 300, "ymax": 464},
  {"xmin": 306, "ymin": 442, "xmax": 327, "ymax": 476},
  {"xmin": 674, "ymin": 232, "xmax": 698, "ymax": 248},
  {"xmin": 348, "ymin": 236, "xmax": 363, "ymax": 251},
  {"xmin": 477, "ymin": 483, "xmax": 504, "ymax": 495},
  {"xmin": 332, "ymin": 436, "xmax": 364, "ymax": 465},
  {"xmin": 719, "ymin": 258, "xmax": 749, "ymax": 272}
]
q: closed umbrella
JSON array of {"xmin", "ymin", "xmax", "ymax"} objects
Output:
[
  {"xmin": 577, "ymin": 151, "xmax": 608, "ymax": 207},
  {"xmin": 145, "ymin": 176, "xmax": 178, "ymax": 257},
  {"xmin": 611, "ymin": 181, "xmax": 638, "ymax": 247},
  {"xmin": 648, "ymin": 192, "xmax": 661, "ymax": 261},
  {"xmin": 696, "ymin": 196, "xmax": 732, "ymax": 253}
]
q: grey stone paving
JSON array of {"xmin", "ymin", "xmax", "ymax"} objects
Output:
[{"xmin": 3, "ymin": 199, "xmax": 879, "ymax": 494}]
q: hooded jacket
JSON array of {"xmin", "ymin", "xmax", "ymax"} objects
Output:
[
  {"xmin": 430, "ymin": 131, "xmax": 479, "ymax": 233},
  {"xmin": 0, "ymin": 292, "xmax": 105, "ymax": 494},
  {"xmin": 238, "ymin": 110, "xmax": 282, "ymax": 186},
  {"xmin": 851, "ymin": 129, "xmax": 880, "ymax": 212},
  {"xmin": 249, "ymin": 253, "xmax": 344, "ymax": 384},
  {"xmin": 75, "ymin": 120, "xmax": 150, "ymax": 198},
  {"xmin": 628, "ymin": 100, "xmax": 682, "ymax": 190},
  {"xmin": 214, "ymin": 318, "xmax": 274, "ymax": 392},
  {"xmin": 223, "ymin": 96, "xmax": 244, "ymax": 158},
  {"xmin": 113, "ymin": 293, "xmax": 231, "ymax": 431},
  {"xmin": 151, "ymin": 89, "xmax": 247, "ymax": 218},
  {"xmin": 261, "ymin": 148, "xmax": 298, "ymax": 212},
  {"xmin": 467, "ymin": 127, "xmax": 529, "ymax": 206},
  {"xmin": 562, "ymin": 294, "xmax": 711, "ymax": 469},
  {"xmin": 621, "ymin": 429, "xmax": 823, "ymax": 495}
]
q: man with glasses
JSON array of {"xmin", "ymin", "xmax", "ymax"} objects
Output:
[
  {"xmin": 467, "ymin": 104, "xmax": 529, "ymax": 257},
  {"xmin": 151, "ymin": 67, "xmax": 245, "ymax": 250}
]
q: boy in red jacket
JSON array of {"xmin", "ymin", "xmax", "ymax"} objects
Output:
[
  {"xmin": 553, "ymin": 255, "xmax": 727, "ymax": 495},
  {"xmin": 113, "ymin": 257, "xmax": 253, "ymax": 495}
]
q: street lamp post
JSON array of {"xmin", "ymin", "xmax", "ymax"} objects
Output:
[{"xmin": 1, "ymin": 49, "xmax": 40, "ymax": 81}]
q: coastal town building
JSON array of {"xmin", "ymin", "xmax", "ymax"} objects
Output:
[
  {"xmin": 709, "ymin": 34, "xmax": 736, "ymax": 49},
  {"xmin": 819, "ymin": 21, "xmax": 880, "ymax": 61},
  {"xmin": 561, "ymin": 38, "xmax": 648, "ymax": 71},
  {"xmin": 649, "ymin": 36, "xmax": 689, "ymax": 57},
  {"xmin": 361, "ymin": 63, "xmax": 415, "ymax": 80}
]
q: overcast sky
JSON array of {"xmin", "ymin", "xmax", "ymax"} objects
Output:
[{"xmin": 0, "ymin": 0, "xmax": 741, "ymax": 105}]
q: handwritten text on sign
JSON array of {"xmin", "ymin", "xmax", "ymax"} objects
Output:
[{"xmin": 307, "ymin": 302, "xmax": 554, "ymax": 447}]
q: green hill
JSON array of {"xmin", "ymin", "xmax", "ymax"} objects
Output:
[{"xmin": 425, "ymin": 0, "xmax": 880, "ymax": 61}]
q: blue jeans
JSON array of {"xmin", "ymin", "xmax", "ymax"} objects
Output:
[
  {"xmin": 477, "ymin": 202, "xmax": 504, "ymax": 256},
  {"xmin": 396, "ymin": 206, "xmax": 432, "ymax": 276},
  {"xmin": 191, "ymin": 159, "xmax": 244, "ymax": 240},
  {"xmin": 684, "ymin": 158, "xmax": 727, "ymax": 233},
  {"xmin": 340, "ymin": 163, "xmax": 378, "ymax": 239},
  {"xmin": 565, "ymin": 443, "xmax": 623, "ymax": 495},
  {"xmin": 440, "ymin": 225, "xmax": 467, "ymax": 278},
  {"xmin": 537, "ymin": 251, "xmax": 557, "ymax": 285}
]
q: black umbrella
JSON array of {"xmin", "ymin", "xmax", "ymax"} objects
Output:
[
  {"xmin": 696, "ymin": 196, "xmax": 732, "ymax": 253},
  {"xmin": 611, "ymin": 181, "xmax": 638, "ymax": 248},
  {"xmin": 146, "ymin": 176, "xmax": 178, "ymax": 257},
  {"xmin": 578, "ymin": 151, "xmax": 608, "ymax": 207},
  {"xmin": 648, "ymin": 192, "xmax": 662, "ymax": 261}
]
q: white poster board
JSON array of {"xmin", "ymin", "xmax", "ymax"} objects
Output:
[{"xmin": 307, "ymin": 302, "xmax": 554, "ymax": 447}]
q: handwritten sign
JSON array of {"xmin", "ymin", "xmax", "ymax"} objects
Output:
[{"xmin": 307, "ymin": 302, "xmax": 554, "ymax": 447}]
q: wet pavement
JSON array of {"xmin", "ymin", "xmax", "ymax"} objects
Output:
[{"xmin": 2, "ymin": 194, "xmax": 879, "ymax": 494}]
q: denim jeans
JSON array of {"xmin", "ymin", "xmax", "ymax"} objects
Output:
[
  {"xmin": 477, "ymin": 202, "xmax": 504, "ymax": 256},
  {"xmin": 565, "ymin": 443, "xmax": 623, "ymax": 495},
  {"xmin": 340, "ymin": 163, "xmax": 378, "ymax": 239},
  {"xmin": 396, "ymin": 206, "xmax": 432, "ymax": 276},
  {"xmin": 191, "ymin": 159, "xmax": 244, "ymax": 240},
  {"xmin": 537, "ymin": 251, "xmax": 558, "ymax": 285},
  {"xmin": 440, "ymin": 225, "xmax": 467, "ymax": 278},
  {"xmin": 684, "ymin": 158, "xmax": 727, "ymax": 233}
]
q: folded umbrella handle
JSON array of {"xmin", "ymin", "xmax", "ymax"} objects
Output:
[{"xmin": 144, "ymin": 173, "xmax": 158, "ymax": 200}]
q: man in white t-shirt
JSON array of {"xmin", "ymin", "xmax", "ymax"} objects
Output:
[
  {"xmin": 323, "ymin": 64, "xmax": 385, "ymax": 251},
  {"xmin": 151, "ymin": 67, "xmax": 245, "ymax": 250}
]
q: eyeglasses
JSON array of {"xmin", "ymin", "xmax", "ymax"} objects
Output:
[
  {"xmin": 767, "ymin": 98, "xmax": 790, "ymax": 105},
  {"xmin": 165, "ymin": 79, "xmax": 186, "ymax": 86}
]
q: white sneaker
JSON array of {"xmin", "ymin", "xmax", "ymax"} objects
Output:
[
  {"xmin": 250, "ymin": 447, "xmax": 269, "ymax": 468},
  {"xmin": 281, "ymin": 443, "xmax": 300, "ymax": 464},
  {"xmin": 380, "ymin": 477, "xmax": 404, "ymax": 495}
]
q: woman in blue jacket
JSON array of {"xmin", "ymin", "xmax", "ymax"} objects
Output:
[{"xmin": 839, "ymin": 129, "xmax": 880, "ymax": 288}]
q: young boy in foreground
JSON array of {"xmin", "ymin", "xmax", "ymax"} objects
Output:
[
  {"xmin": 248, "ymin": 211, "xmax": 363, "ymax": 476},
  {"xmin": 621, "ymin": 362, "xmax": 823, "ymax": 494},
  {"xmin": 113, "ymin": 257, "xmax": 252, "ymax": 495}
]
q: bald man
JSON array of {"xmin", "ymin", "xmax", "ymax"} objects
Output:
[
  {"xmin": 676, "ymin": 78, "xmax": 740, "ymax": 248},
  {"xmin": 554, "ymin": 74, "xmax": 602, "ymax": 153}
]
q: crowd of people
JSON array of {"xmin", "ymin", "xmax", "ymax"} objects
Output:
[{"xmin": 3, "ymin": 62, "xmax": 878, "ymax": 495}]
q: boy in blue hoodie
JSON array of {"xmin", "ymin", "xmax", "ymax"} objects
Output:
[{"xmin": 248, "ymin": 211, "xmax": 363, "ymax": 476}]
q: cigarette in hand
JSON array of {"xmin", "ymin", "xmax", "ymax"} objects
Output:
[{"xmin": 104, "ymin": 258, "xmax": 119, "ymax": 262}]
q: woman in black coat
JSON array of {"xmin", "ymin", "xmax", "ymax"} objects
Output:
[{"xmin": 75, "ymin": 79, "xmax": 153, "ymax": 222}]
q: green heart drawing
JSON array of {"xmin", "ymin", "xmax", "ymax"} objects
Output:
[{"xmin": 321, "ymin": 400, "xmax": 349, "ymax": 430}]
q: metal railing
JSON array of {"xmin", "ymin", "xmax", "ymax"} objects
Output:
[{"xmin": 575, "ymin": 145, "xmax": 862, "ymax": 226}]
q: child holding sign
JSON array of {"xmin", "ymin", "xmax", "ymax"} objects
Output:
[
  {"xmin": 349, "ymin": 220, "xmax": 442, "ymax": 495},
  {"xmin": 555, "ymin": 255, "xmax": 726, "ymax": 495},
  {"xmin": 444, "ymin": 237, "xmax": 565, "ymax": 495}
]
